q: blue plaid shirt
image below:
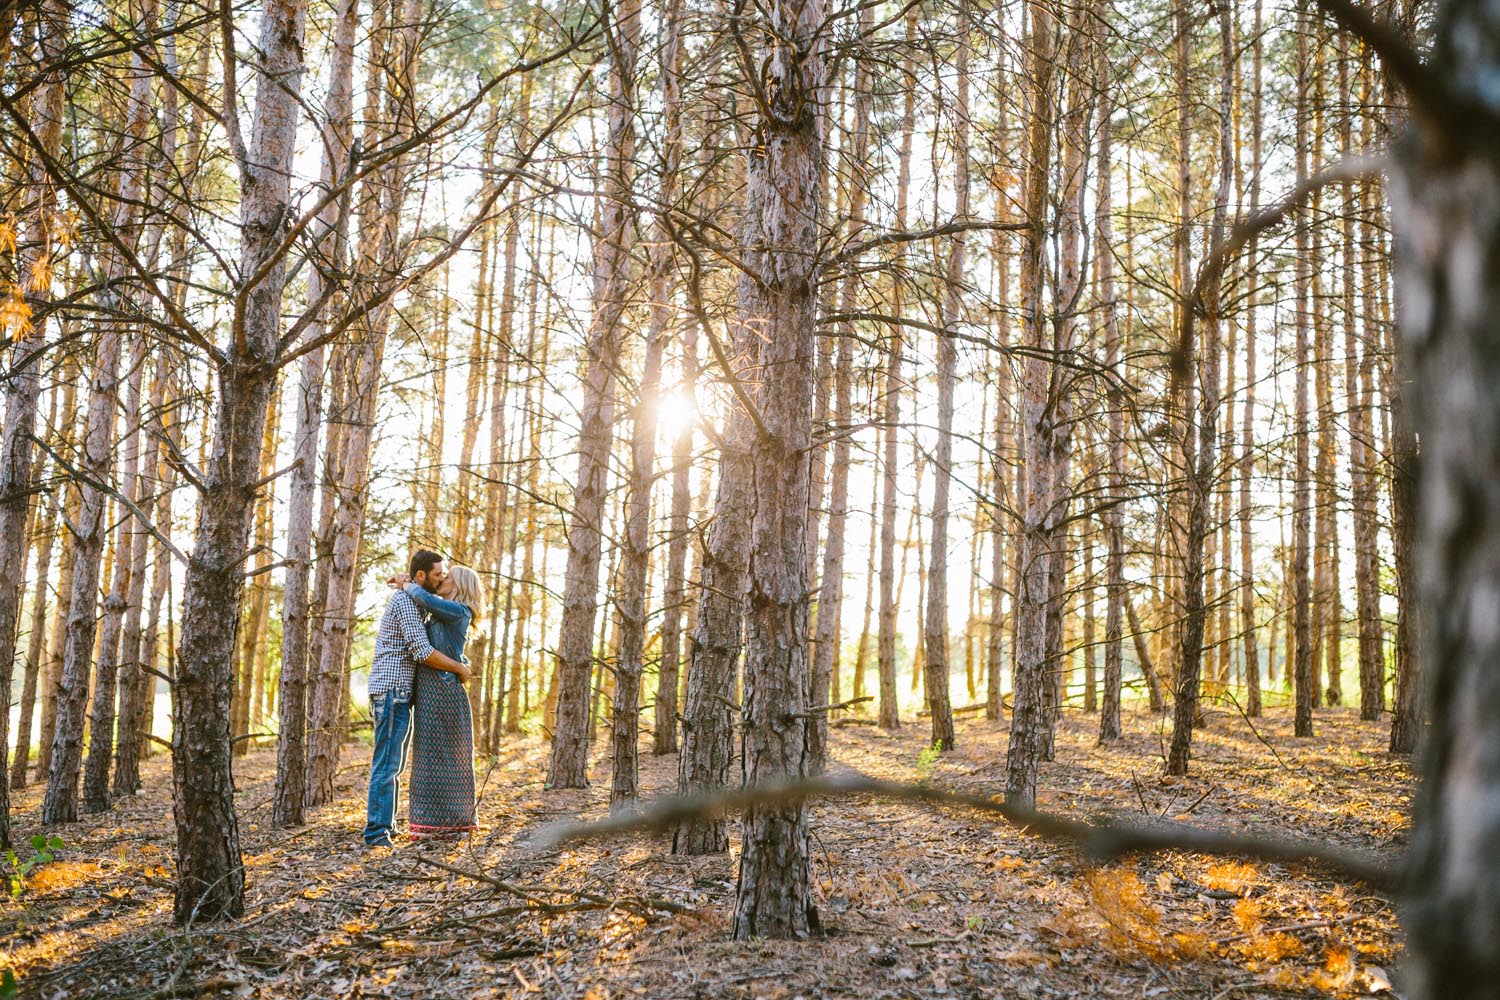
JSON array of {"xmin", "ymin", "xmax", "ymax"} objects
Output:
[{"xmin": 368, "ymin": 589, "xmax": 436, "ymax": 699}]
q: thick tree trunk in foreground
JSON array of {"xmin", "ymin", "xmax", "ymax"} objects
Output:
[
  {"xmin": 170, "ymin": 0, "xmax": 305, "ymax": 924},
  {"xmin": 731, "ymin": 0, "xmax": 825, "ymax": 941},
  {"xmin": 1393, "ymin": 2, "xmax": 1500, "ymax": 987}
]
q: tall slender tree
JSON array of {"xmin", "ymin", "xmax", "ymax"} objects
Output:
[{"xmin": 550, "ymin": 0, "xmax": 641, "ymax": 789}]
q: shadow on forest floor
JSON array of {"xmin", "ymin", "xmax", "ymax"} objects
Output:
[{"xmin": 1, "ymin": 706, "xmax": 1410, "ymax": 999}]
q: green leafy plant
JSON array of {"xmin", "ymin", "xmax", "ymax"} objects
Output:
[
  {"xmin": 916, "ymin": 742, "xmax": 943, "ymax": 780},
  {"xmin": 5, "ymin": 834, "xmax": 64, "ymax": 899}
]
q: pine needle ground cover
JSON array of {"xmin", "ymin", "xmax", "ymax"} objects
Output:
[{"xmin": 0, "ymin": 708, "xmax": 1406, "ymax": 999}]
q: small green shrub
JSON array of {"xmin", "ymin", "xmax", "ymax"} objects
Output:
[{"xmin": 5, "ymin": 834, "xmax": 64, "ymax": 898}]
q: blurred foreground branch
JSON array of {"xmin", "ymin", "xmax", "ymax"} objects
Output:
[{"xmin": 530, "ymin": 774, "xmax": 1401, "ymax": 890}]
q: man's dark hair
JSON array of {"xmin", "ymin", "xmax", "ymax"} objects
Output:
[{"xmin": 410, "ymin": 549, "xmax": 445, "ymax": 578}]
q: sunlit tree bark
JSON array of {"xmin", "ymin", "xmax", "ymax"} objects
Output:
[
  {"xmin": 550, "ymin": 0, "xmax": 641, "ymax": 789},
  {"xmin": 276, "ymin": 0, "xmax": 357, "ymax": 828},
  {"xmin": 921, "ymin": 1, "xmax": 969, "ymax": 754},
  {"xmin": 0, "ymin": 0, "xmax": 66, "ymax": 843},
  {"xmin": 731, "ymin": 0, "xmax": 825, "ymax": 939}
]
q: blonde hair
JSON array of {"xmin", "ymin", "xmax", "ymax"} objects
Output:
[{"xmin": 447, "ymin": 565, "xmax": 486, "ymax": 621}]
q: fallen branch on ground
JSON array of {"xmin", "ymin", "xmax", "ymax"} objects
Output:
[
  {"xmin": 411, "ymin": 854, "xmax": 696, "ymax": 918},
  {"xmin": 527, "ymin": 774, "xmax": 1401, "ymax": 891}
]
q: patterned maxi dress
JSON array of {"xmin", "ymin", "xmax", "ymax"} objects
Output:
[{"xmin": 403, "ymin": 583, "xmax": 477, "ymax": 837}]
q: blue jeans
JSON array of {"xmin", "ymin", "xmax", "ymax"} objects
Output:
[{"xmin": 364, "ymin": 688, "xmax": 413, "ymax": 845}]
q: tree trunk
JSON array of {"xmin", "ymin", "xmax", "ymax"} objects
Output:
[
  {"xmin": 986, "ymin": 248, "xmax": 1011, "ymax": 724},
  {"xmin": 1345, "ymin": 49, "xmax": 1384, "ymax": 723},
  {"xmin": 11, "ymin": 488, "xmax": 57, "ymax": 790},
  {"xmin": 1290, "ymin": 0, "xmax": 1315, "ymax": 738},
  {"xmin": 809, "ymin": 5, "xmax": 872, "ymax": 771},
  {"xmin": 109, "ymin": 356, "xmax": 164, "ymax": 799},
  {"xmin": 1083, "ymin": 530, "xmax": 1096, "ymax": 713},
  {"xmin": 35, "ymin": 358, "xmax": 79, "ymax": 781},
  {"xmin": 274, "ymin": 0, "xmax": 356, "ymax": 828},
  {"xmin": 1241, "ymin": 0, "xmax": 1265, "ymax": 719},
  {"xmin": 673, "ymin": 355, "xmax": 752, "ymax": 852},
  {"xmin": 80, "ymin": 340, "xmax": 148, "ymax": 812},
  {"xmin": 875, "ymin": 9, "xmax": 919, "ymax": 733},
  {"xmin": 1391, "ymin": 3, "xmax": 1500, "ymax": 986},
  {"xmin": 549, "ymin": 0, "xmax": 641, "ymax": 789},
  {"xmin": 921, "ymin": 2, "xmax": 969, "ymax": 754},
  {"xmin": 43, "ymin": 124, "xmax": 144, "ymax": 826},
  {"xmin": 1166, "ymin": 0, "xmax": 1232, "ymax": 777},
  {"xmin": 731, "ymin": 0, "xmax": 825, "ymax": 940},
  {"xmin": 307, "ymin": 0, "xmax": 419, "ymax": 806},
  {"xmin": 116, "ymin": 407, "xmax": 175, "ymax": 795},
  {"xmin": 0, "ymin": 0, "xmax": 66, "ymax": 841},
  {"xmin": 1005, "ymin": 0, "xmax": 1060, "ymax": 809},
  {"xmin": 1096, "ymin": 14, "xmax": 1124, "ymax": 740},
  {"xmin": 170, "ymin": 0, "xmax": 306, "ymax": 923},
  {"xmin": 1387, "ymin": 291, "xmax": 1420, "ymax": 754},
  {"xmin": 610, "ymin": 0, "xmax": 675, "ymax": 804}
]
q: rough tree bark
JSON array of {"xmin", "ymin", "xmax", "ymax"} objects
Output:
[
  {"xmin": 610, "ymin": 0, "xmax": 669, "ymax": 805},
  {"xmin": 1385, "ymin": 0, "xmax": 1500, "ymax": 989},
  {"xmin": 168, "ymin": 0, "xmax": 307, "ymax": 923},
  {"xmin": 1096, "ymin": 6, "xmax": 1125, "ymax": 742},
  {"xmin": 549, "ymin": 0, "xmax": 640, "ymax": 788},
  {"xmin": 275, "ymin": 0, "xmax": 356, "ymax": 829},
  {"xmin": 1004, "ymin": 0, "xmax": 1059, "ymax": 808},
  {"xmin": 1291, "ymin": 0, "xmax": 1316, "ymax": 739},
  {"xmin": 731, "ymin": 0, "xmax": 825, "ymax": 940},
  {"xmin": 0, "ymin": 0, "xmax": 66, "ymax": 844},
  {"xmin": 42, "ymin": 0, "xmax": 152, "ymax": 825},
  {"xmin": 81, "ymin": 339, "xmax": 149, "ymax": 812},
  {"xmin": 1241, "ymin": 0, "xmax": 1265, "ymax": 718},
  {"xmin": 1342, "ymin": 31, "xmax": 1384, "ymax": 723},
  {"xmin": 1166, "ymin": 0, "xmax": 1232, "ymax": 777},
  {"xmin": 673, "ymin": 331, "xmax": 753, "ymax": 851}
]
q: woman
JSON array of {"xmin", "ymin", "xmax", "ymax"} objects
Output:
[{"xmin": 402, "ymin": 565, "xmax": 484, "ymax": 839}]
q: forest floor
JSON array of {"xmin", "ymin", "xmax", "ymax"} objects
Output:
[{"xmin": 1, "ymin": 705, "xmax": 1412, "ymax": 1000}]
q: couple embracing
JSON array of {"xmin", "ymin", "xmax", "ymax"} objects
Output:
[{"xmin": 364, "ymin": 549, "xmax": 486, "ymax": 847}]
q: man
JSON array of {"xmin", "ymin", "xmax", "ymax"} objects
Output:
[{"xmin": 364, "ymin": 549, "xmax": 470, "ymax": 846}]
